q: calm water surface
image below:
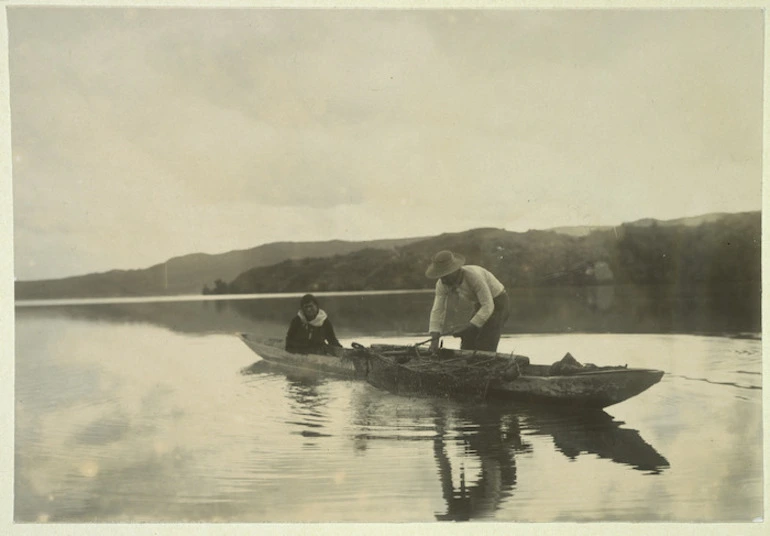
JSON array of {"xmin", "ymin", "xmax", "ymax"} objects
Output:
[{"xmin": 14, "ymin": 290, "xmax": 763, "ymax": 522}]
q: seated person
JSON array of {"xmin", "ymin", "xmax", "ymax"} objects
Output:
[{"xmin": 285, "ymin": 294, "xmax": 343, "ymax": 354}]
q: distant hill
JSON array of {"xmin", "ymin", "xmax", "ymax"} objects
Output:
[
  {"xmin": 14, "ymin": 236, "xmax": 427, "ymax": 299},
  {"xmin": 225, "ymin": 212, "xmax": 761, "ymax": 294},
  {"xmin": 227, "ymin": 227, "xmax": 573, "ymax": 293},
  {"xmin": 545, "ymin": 225, "xmax": 609, "ymax": 237},
  {"xmin": 544, "ymin": 213, "xmax": 733, "ymax": 237},
  {"xmin": 14, "ymin": 211, "xmax": 760, "ymax": 299},
  {"xmin": 629, "ymin": 212, "xmax": 735, "ymax": 228}
]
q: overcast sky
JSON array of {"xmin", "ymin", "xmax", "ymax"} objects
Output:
[{"xmin": 5, "ymin": 5, "xmax": 764, "ymax": 280}]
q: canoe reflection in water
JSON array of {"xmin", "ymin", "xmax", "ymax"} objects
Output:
[
  {"xmin": 525, "ymin": 408, "xmax": 670, "ymax": 474},
  {"xmin": 241, "ymin": 363, "xmax": 669, "ymax": 521},
  {"xmin": 431, "ymin": 403, "xmax": 669, "ymax": 521},
  {"xmin": 243, "ymin": 362, "xmax": 335, "ymax": 439}
]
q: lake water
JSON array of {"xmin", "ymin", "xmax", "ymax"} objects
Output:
[{"xmin": 13, "ymin": 288, "xmax": 763, "ymax": 523}]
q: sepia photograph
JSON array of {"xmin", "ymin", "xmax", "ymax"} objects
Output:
[{"xmin": 1, "ymin": 0, "xmax": 765, "ymax": 532}]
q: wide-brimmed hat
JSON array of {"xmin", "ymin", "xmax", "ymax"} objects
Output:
[{"xmin": 425, "ymin": 250, "xmax": 466, "ymax": 279}]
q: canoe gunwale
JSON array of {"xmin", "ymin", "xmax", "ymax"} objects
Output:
[
  {"xmin": 237, "ymin": 334, "xmax": 665, "ymax": 408},
  {"xmin": 239, "ymin": 333, "xmax": 363, "ymax": 379}
]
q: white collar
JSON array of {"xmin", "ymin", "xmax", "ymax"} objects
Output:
[{"xmin": 298, "ymin": 308, "xmax": 328, "ymax": 327}]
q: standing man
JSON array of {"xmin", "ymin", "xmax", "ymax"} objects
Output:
[{"xmin": 425, "ymin": 250, "xmax": 510, "ymax": 353}]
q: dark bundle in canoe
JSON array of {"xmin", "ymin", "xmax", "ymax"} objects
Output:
[{"xmin": 352, "ymin": 344, "xmax": 531, "ymax": 399}]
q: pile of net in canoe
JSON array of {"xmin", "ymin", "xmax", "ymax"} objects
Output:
[{"xmin": 352, "ymin": 344, "xmax": 531, "ymax": 399}]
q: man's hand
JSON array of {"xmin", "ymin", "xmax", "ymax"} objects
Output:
[
  {"xmin": 452, "ymin": 323, "xmax": 480, "ymax": 341},
  {"xmin": 453, "ymin": 323, "xmax": 480, "ymax": 348}
]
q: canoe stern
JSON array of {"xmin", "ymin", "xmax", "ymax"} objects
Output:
[{"xmin": 494, "ymin": 368, "xmax": 665, "ymax": 408}]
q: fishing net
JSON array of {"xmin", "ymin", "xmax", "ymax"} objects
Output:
[{"xmin": 356, "ymin": 345, "xmax": 528, "ymax": 399}]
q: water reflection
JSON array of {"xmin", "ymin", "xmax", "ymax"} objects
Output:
[
  {"xmin": 246, "ymin": 364, "xmax": 669, "ymax": 521},
  {"xmin": 522, "ymin": 408, "xmax": 670, "ymax": 474},
  {"xmin": 242, "ymin": 362, "xmax": 334, "ymax": 441},
  {"xmin": 584, "ymin": 284, "xmax": 615, "ymax": 312},
  {"xmin": 429, "ymin": 402, "xmax": 669, "ymax": 520},
  {"xmin": 284, "ymin": 377, "xmax": 334, "ymax": 440},
  {"xmin": 432, "ymin": 403, "xmax": 527, "ymax": 521},
  {"xmin": 16, "ymin": 280, "xmax": 760, "ymax": 336}
]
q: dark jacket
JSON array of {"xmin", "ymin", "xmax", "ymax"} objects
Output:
[{"xmin": 285, "ymin": 313, "xmax": 342, "ymax": 354}]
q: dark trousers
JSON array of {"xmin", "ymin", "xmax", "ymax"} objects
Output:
[{"xmin": 461, "ymin": 291, "xmax": 510, "ymax": 352}]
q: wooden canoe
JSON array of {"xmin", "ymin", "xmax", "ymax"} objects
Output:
[
  {"xmin": 238, "ymin": 335, "xmax": 664, "ymax": 408},
  {"xmin": 353, "ymin": 344, "xmax": 664, "ymax": 409},
  {"xmin": 239, "ymin": 333, "xmax": 366, "ymax": 379},
  {"xmin": 490, "ymin": 363, "xmax": 665, "ymax": 408}
]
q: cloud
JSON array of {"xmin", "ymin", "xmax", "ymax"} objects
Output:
[{"xmin": 8, "ymin": 7, "xmax": 763, "ymax": 279}]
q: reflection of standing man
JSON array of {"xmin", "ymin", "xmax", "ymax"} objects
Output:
[
  {"xmin": 425, "ymin": 250, "xmax": 510, "ymax": 352},
  {"xmin": 432, "ymin": 404, "xmax": 522, "ymax": 521}
]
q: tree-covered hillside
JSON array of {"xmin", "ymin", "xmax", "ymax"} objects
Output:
[
  {"xmin": 14, "ymin": 236, "xmax": 426, "ymax": 299},
  {"xmin": 14, "ymin": 211, "xmax": 759, "ymax": 300},
  {"xmin": 219, "ymin": 212, "xmax": 760, "ymax": 294}
]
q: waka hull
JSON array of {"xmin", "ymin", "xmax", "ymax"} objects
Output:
[
  {"xmin": 359, "ymin": 345, "xmax": 664, "ymax": 409},
  {"xmin": 239, "ymin": 333, "xmax": 364, "ymax": 379},
  {"xmin": 491, "ymin": 368, "xmax": 665, "ymax": 409},
  {"xmin": 238, "ymin": 336, "xmax": 664, "ymax": 408}
]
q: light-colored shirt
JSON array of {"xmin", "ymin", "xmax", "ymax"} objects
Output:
[{"xmin": 428, "ymin": 265, "xmax": 505, "ymax": 333}]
